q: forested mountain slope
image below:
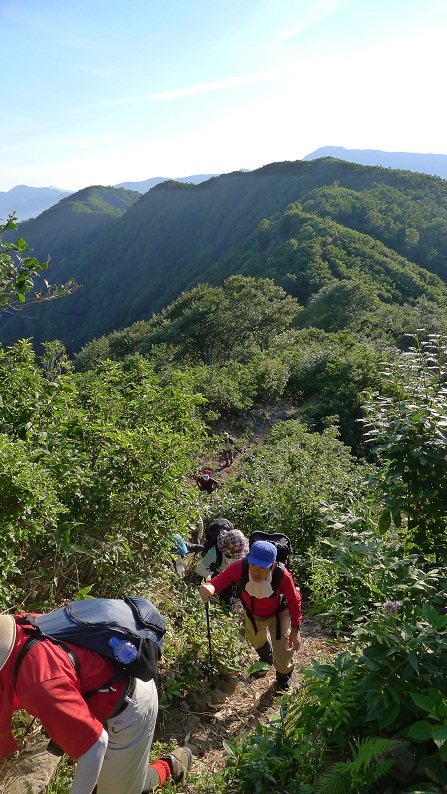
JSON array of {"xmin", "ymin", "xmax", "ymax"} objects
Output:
[
  {"xmin": 2, "ymin": 158, "xmax": 447, "ymax": 354},
  {"xmin": 3, "ymin": 185, "xmax": 141, "ymax": 264}
]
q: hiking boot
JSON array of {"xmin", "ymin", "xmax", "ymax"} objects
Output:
[
  {"xmin": 275, "ymin": 671, "xmax": 293, "ymax": 691},
  {"xmin": 161, "ymin": 746, "xmax": 192, "ymax": 784}
]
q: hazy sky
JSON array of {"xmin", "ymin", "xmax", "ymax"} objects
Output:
[{"xmin": 1, "ymin": 0, "xmax": 446, "ymax": 191}]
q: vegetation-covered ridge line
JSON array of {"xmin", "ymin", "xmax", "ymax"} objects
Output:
[{"xmin": 1, "ymin": 157, "xmax": 447, "ymax": 353}]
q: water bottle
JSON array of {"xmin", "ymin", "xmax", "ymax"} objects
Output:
[{"xmin": 108, "ymin": 636, "xmax": 138, "ymax": 664}]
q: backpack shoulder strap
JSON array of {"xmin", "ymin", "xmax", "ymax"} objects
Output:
[
  {"xmin": 240, "ymin": 557, "xmax": 249, "ymax": 589},
  {"xmin": 13, "ymin": 631, "xmax": 81, "ymax": 682},
  {"xmin": 215, "ymin": 547, "xmax": 223, "ymax": 569},
  {"xmin": 272, "ymin": 562, "xmax": 285, "ymax": 592}
]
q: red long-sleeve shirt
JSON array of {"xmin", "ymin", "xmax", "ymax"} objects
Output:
[
  {"xmin": 0, "ymin": 620, "xmax": 126, "ymax": 761},
  {"xmin": 209, "ymin": 559, "xmax": 302, "ymax": 626}
]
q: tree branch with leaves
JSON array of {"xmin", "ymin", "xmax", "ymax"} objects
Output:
[{"xmin": 0, "ymin": 214, "xmax": 79, "ymax": 313}]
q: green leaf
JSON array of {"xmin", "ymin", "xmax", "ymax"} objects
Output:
[
  {"xmin": 406, "ymin": 720, "xmax": 434, "ymax": 742},
  {"xmin": 378, "ymin": 701, "xmax": 401, "ymax": 729},
  {"xmin": 378, "ymin": 510, "xmax": 391, "ymax": 532},
  {"xmin": 433, "ymin": 723, "xmax": 447, "ymax": 749},
  {"xmin": 411, "ymin": 693, "xmax": 437, "ymax": 712},
  {"xmin": 422, "ymin": 603, "xmax": 442, "ymax": 628},
  {"xmin": 407, "ymin": 650, "xmax": 419, "ymax": 673},
  {"xmin": 222, "ymin": 740, "xmax": 236, "ymax": 758}
]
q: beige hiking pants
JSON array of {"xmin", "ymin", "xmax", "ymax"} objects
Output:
[
  {"xmin": 97, "ymin": 678, "xmax": 158, "ymax": 794},
  {"xmin": 245, "ymin": 609, "xmax": 294, "ymax": 675}
]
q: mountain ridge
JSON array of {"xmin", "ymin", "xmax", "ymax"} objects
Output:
[
  {"xmin": 5, "ymin": 148, "xmax": 447, "ymax": 221},
  {"xmin": 0, "ymin": 173, "xmax": 220, "ymax": 221},
  {"xmin": 304, "ymin": 146, "xmax": 447, "ymax": 179},
  {"xmin": 2, "ymin": 157, "xmax": 447, "ymax": 355}
]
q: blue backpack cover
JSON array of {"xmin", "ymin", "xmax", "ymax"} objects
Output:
[{"xmin": 16, "ymin": 596, "xmax": 166, "ymax": 682}]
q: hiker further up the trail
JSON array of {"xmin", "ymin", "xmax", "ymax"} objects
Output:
[
  {"xmin": 196, "ymin": 470, "xmax": 219, "ymax": 495},
  {"xmin": 0, "ymin": 609, "xmax": 192, "ymax": 794},
  {"xmin": 200, "ymin": 539, "xmax": 302, "ymax": 691},
  {"xmin": 222, "ymin": 432, "xmax": 234, "ymax": 466},
  {"xmin": 196, "ymin": 527, "xmax": 249, "ymax": 607},
  {"xmin": 170, "ymin": 532, "xmax": 203, "ymax": 574}
]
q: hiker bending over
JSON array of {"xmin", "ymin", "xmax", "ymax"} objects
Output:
[
  {"xmin": 170, "ymin": 532, "xmax": 203, "ymax": 574},
  {"xmin": 200, "ymin": 540, "xmax": 301, "ymax": 690},
  {"xmin": 196, "ymin": 528, "xmax": 249, "ymax": 607},
  {"xmin": 0, "ymin": 614, "xmax": 192, "ymax": 794},
  {"xmin": 196, "ymin": 471, "xmax": 219, "ymax": 494}
]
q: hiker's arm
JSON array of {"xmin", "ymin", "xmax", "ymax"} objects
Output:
[
  {"xmin": 196, "ymin": 548, "xmax": 216, "ymax": 578},
  {"xmin": 200, "ymin": 582, "xmax": 215, "ymax": 602},
  {"xmin": 70, "ymin": 729, "xmax": 108, "ymax": 794},
  {"xmin": 281, "ymin": 571, "xmax": 302, "ymax": 628},
  {"xmin": 186, "ymin": 542, "xmax": 204, "ymax": 554},
  {"xmin": 285, "ymin": 627, "xmax": 301, "ymax": 651},
  {"xmin": 202, "ymin": 558, "xmax": 243, "ymax": 595}
]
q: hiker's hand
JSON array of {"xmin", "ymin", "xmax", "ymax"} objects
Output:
[
  {"xmin": 200, "ymin": 583, "xmax": 215, "ymax": 603},
  {"xmin": 285, "ymin": 628, "xmax": 301, "ymax": 651}
]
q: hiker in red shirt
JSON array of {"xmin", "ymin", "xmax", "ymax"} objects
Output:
[
  {"xmin": 0, "ymin": 613, "xmax": 191, "ymax": 793},
  {"xmin": 196, "ymin": 471, "xmax": 219, "ymax": 494},
  {"xmin": 200, "ymin": 540, "xmax": 302, "ymax": 690}
]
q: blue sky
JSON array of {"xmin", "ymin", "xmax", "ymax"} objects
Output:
[{"xmin": 1, "ymin": 0, "xmax": 446, "ymax": 191}]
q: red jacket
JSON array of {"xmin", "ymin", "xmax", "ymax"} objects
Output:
[
  {"xmin": 0, "ymin": 619, "xmax": 126, "ymax": 760},
  {"xmin": 209, "ymin": 558, "xmax": 302, "ymax": 626}
]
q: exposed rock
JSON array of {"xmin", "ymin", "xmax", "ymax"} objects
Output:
[
  {"xmin": 0, "ymin": 738, "xmax": 60, "ymax": 794},
  {"xmin": 383, "ymin": 738, "xmax": 418, "ymax": 786}
]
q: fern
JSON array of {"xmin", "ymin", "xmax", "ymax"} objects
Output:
[
  {"xmin": 314, "ymin": 768, "xmax": 350, "ymax": 794},
  {"xmin": 296, "ymin": 653, "xmax": 364, "ymax": 747},
  {"xmin": 314, "ymin": 736, "xmax": 398, "ymax": 794}
]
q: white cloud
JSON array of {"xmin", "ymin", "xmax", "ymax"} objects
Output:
[
  {"xmin": 75, "ymin": 65, "xmax": 112, "ymax": 77},
  {"xmin": 148, "ymin": 71, "xmax": 279, "ymax": 102}
]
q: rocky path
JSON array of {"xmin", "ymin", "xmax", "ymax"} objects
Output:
[{"xmin": 155, "ymin": 613, "xmax": 335, "ymax": 792}]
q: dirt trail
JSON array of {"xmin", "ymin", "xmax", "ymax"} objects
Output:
[
  {"xmin": 174, "ymin": 403, "xmax": 322, "ymax": 788},
  {"xmin": 155, "ymin": 614, "xmax": 335, "ymax": 791}
]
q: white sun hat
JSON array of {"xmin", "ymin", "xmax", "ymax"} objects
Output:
[{"xmin": 0, "ymin": 615, "xmax": 16, "ymax": 670}]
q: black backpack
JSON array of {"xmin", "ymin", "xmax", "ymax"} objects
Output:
[
  {"xmin": 247, "ymin": 530, "xmax": 292, "ymax": 568},
  {"xmin": 14, "ymin": 596, "xmax": 166, "ymax": 684},
  {"xmin": 202, "ymin": 518, "xmax": 234, "ymax": 570}
]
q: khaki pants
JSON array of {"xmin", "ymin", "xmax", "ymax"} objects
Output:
[
  {"xmin": 244, "ymin": 609, "xmax": 294, "ymax": 675},
  {"xmin": 97, "ymin": 678, "xmax": 158, "ymax": 794}
]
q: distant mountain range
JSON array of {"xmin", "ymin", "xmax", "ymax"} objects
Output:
[
  {"xmin": 303, "ymin": 147, "xmax": 447, "ymax": 180},
  {"xmin": 0, "ymin": 185, "xmax": 73, "ymax": 223},
  {"xmin": 3, "ymin": 150, "xmax": 447, "ymax": 222},
  {"xmin": 114, "ymin": 173, "xmax": 219, "ymax": 192},
  {"xmin": 2, "ymin": 157, "xmax": 447, "ymax": 356},
  {"xmin": 0, "ymin": 174, "xmax": 219, "ymax": 222}
]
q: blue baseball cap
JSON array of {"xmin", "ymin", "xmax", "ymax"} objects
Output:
[{"xmin": 247, "ymin": 540, "xmax": 277, "ymax": 568}]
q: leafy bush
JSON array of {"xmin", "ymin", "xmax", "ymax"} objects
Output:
[
  {"xmin": 306, "ymin": 523, "xmax": 442, "ymax": 633},
  {"xmin": 362, "ymin": 334, "xmax": 447, "ymax": 562},
  {"xmin": 217, "ymin": 419, "xmax": 368, "ymax": 581}
]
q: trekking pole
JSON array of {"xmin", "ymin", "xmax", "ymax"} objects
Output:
[{"xmin": 205, "ymin": 600, "xmax": 216, "ymax": 688}]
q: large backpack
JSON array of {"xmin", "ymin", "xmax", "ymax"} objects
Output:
[
  {"xmin": 14, "ymin": 596, "xmax": 166, "ymax": 684},
  {"xmin": 202, "ymin": 518, "xmax": 234, "ymax": 570},
  {"xmin": 247, "ymin": 530, "xmax": 292, "ymax": 568}
]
